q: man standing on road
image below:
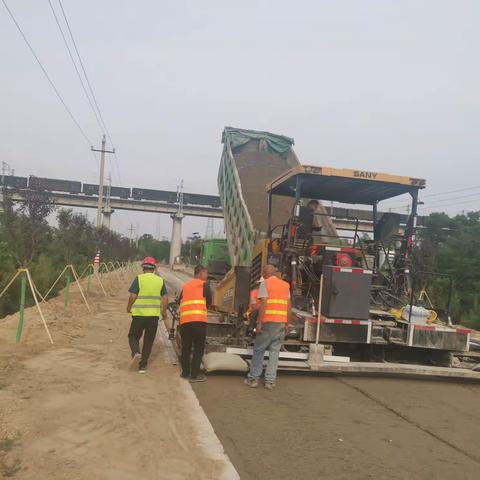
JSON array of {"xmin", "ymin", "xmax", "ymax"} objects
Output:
[
  {"xmin": 126, "ymin": 257, "xmax": 168, "ymax": 373},
  {"xmin": 179, "ymin": 265, "xmax": 212, "ymax": 383},
  {"xmin": 244, "ymin": 264, "xmax": 291, "ymax": 390}
]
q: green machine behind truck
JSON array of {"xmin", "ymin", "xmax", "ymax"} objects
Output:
[{"xmin": 200, "ymin": 238, "xmax": 230, "ymax": 279}]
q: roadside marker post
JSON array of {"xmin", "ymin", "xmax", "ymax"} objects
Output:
[
  {"xmin": 79, "ymin": 263, "xmax": 107, "ymax": 297},
  {"xmin": 16, "ymin": 271, "xmax": 27, "ymax": 343},
  {"xmin": 69, "ymin": 265, "xmax": 91, "ymax": 313},
  {"xmin": 0, "ymin": 268, "xmax": 53, "ymax": 345},
  {"xmin": 43, "ymin": 265, "xmax": 91, "ymax": 312},
  {"xmin": 64, "ymin": 271, "xmax": 71, "ymax": 309},
  {"xmin": 26, "ymin": 269, "xmax": 53, "ymax": 344}
]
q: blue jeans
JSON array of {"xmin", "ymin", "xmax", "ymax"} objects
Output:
[{"xmin": 248, "ymin": 322, "xmax": 285, "ymax": 383}]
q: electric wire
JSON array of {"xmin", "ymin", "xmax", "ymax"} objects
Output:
[
  {"xmin": 419, "ymin": 198, "xmax": 480, "ymax": 211},
  {"xmin": 56, "ymin": 0, "xmax": 130, "ymax": 228},
  {"xmin": 422, "ymin": 184, "xmax": 480, "ymax": 199},
  {"xmin": 2, "ymin": 0, "xmax": 93, "ymax": 146},
  {"xmin": 46, "ymin": 0, "xmax": 105, "ymax": 136},
  {"xmin": 382, "ymin": 184, "xmax": 480, "ymax": 211},
  {"xmin": 56, "ymin": 0, "xmax": 109, "ymax": 137},
  {"xmin": 3, "ymin": 0, "xmax": 129, "ymax": 232},
  {"xmin": 57, "ymin": 0, "xmax": 124, "ymax": 189},
  {"xmin": 420, "ymin": 192, "xmax": 480, "ymax": 206}
]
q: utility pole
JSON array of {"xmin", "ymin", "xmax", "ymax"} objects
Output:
[
  {"xmin": 169, "ymin": 180, "xmax": 185, "ymax": 266},
  {"xmin": 205, "ymin": 218, "xmax": 214, "ymax": 239},
  {"xmin": 91, "ymin": 135, "xmax": 115, "ymax": 228},
  {"xmin": 128, "ymin": 224, "xmax": 135, "ymax": 244},
  {"xmin": 102, "ymin": 173, "xmax": 113, "ymax": 229}
]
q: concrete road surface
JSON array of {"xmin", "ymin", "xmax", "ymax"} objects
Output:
[
  {"xmin": 163, "ymin": 266, "xmax": 480, "ymax": 480},
  {"xmin": 193, "ymin": 374, "xmax": 480, "ymax": 480}
]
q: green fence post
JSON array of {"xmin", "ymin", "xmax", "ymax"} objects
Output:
[
  {"xmin": 16, "ymin": 273, "xmax": 27, "ymax": 343},
  {"xmin": 64, "ymin": 271, "xmax": 71, "ymax": 309}
]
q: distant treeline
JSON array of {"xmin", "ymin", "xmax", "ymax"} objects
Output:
[
  {"xmin": 0, "ymin": 188, "xmax": 137, "ymax": 318},
  {"xmin": 413, "ymin": 211, "xmax": 480, "ymax": 329},
  {"xmin": 2, "ymin": 186, "xmax": 479, "ymax": 329}
]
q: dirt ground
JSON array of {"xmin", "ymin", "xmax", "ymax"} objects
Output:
[{"xmin": 0, "ymin": 268, "xmax": 237, "ymax": 480}]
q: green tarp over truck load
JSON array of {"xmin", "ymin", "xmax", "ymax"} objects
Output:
[
  {"xmin": 218, "ymin": 126, "xmax": 336, "ymax": 267},
  {"xmin": 218, "ymin": 127, "xmax": 299, "ymax": 267}
]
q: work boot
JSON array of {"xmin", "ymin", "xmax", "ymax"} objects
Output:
[
  {"xmin": 130, "ymin": 352, "xmax": 141, "ymax": 371},
  {"xmin": 189, "ymin": 374, "xmax": 207, "ymax": 383},
  {"xmin": 264, "ymin": 382, "xmax": 275, "ymax": 390},
  {"xmin": 244, "ymin": 377, "xmax": 259, "ymax": 388}
]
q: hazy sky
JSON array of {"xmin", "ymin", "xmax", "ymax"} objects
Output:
[{"xmin": 1, "ymin": 0, "xmax": 479, "ymax": 239}]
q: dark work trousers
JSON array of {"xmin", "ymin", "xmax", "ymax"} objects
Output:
[
  {"xmin": 180, "ymin": 322, "xmax": 207, "ymax": 378},
  {"xmin": 128, "ymin": 316, "xmax": 159, "ymax": 369}
]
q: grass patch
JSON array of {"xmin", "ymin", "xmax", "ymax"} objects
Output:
[
  {"xmin": 0, "ymin": 438, "xmax": 14, "ymax": 452},
  {"xmin": 0, "ymin": 458, "xmax": 21, "ymax": 477},
  {"xmin": 0, "ymin": 383, "xmax": 7, "ymax": 390}
]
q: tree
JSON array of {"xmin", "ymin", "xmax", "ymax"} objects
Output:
[
  {"xmin": 1, "ymin": 186, "xmax": 55, "ymax": 267},
  {"xmin": 56, "ymin": 209, "xmax": 95, "ymax": 267},
  {"xmin": 0, "ymin": 187, "xmax": 139, "ymax": 318},
  {"xmin": 414, "ymin": 211, "xmax": 480, "ymax": 328},
  {"xmin": 138, "ymin": 234, "xmax": 170, "ymax": 263}
]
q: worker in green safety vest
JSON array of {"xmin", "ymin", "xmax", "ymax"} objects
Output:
[{"xmin": 126, "ymin": 257, "xmax": 168, "ymax": 373}]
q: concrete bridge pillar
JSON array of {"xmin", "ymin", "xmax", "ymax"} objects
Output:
[
  {"xmin": 169, "ymin": 214, "xmax": 183, "ymax": 267},
  {"xmin": 102, "ymin": 206, "xmax": 114, "ymax": 229}
]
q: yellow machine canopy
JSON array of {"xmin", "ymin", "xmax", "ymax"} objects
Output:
[{"xmin": 267, "ymin": 165, "xmax": 426, "ymax": 205}]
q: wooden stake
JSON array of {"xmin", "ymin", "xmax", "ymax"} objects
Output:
[
  {"xmin": 69, "ymin": 265, "xmax": 91, "ymax": 312},
  {"xmin": 26, "ymin": 269, "xmax": 54, "ymax": 345},
  {"xmin": 32, "ymin": 281, "xmax": 47, "ymax": 304},
  {"xmin": 78, "ymin": 263, "xmax": 93, "ymax": 280},
  {"xmin": 43, "ymin": 265, "xmax": 69, "ymax": 301},
  {"xmin": 94, "ymin": 271, "xmax": 108, "ymax": 296},
  {"xmin": 0, "ymin": 270, "xmax": 21, "ymax": 300}
]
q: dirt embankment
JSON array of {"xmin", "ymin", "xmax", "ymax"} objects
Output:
[{"xmin": 0, "ymin": 269, "xmax": 236, "ymax": 480}]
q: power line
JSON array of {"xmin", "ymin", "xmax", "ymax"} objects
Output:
[
  {"xmin": 383, "ymin": 184, "xmax": 480, "ymax": 210},
  {"xmin": 46, "ymin": 0, "xmax": 104, "ymax": 135},
  {"xmin": 57, "ymin": 0, "xmax": 110, "ymax": 137},
  {"xmin": 421, "ymin": 193, "xmax": 480, "ymax": 207},
  {"xmin": 2, "ymin": 0, "xmax": 93, "ymax": 145},
  {"xmin": 419, "ymin": 198, "xmax": 480, "ymax": 211},
  {"xmin": 57, "ymin": 0, "xmax": 124, "ymax": 187},
  {"xmin": 422, "ymin": 184, "xmax": 480, "ymax": 199}
]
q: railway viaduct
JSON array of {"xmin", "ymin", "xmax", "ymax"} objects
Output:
[{"xmin": 1, "ymin": 176, "xmax": 420, "ymax": 266}]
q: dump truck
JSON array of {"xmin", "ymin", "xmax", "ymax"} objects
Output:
[
  {"xmin": 196, "ymin": 127, "xmax": 479, "ymax": 379},
  {"xmin": 200, "ymin": 238, "xmax": 230, "ymax": 280}
]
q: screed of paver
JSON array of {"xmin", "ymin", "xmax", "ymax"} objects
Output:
[
  {"xmin": 192, "ymin": 375, "xmax": 480, "ymax": 480},
  {"xmin": 0, "ymin": 272, "xmax": 238, "ymax": 480}
]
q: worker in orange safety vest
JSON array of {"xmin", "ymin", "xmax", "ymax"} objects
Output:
[
  {"xmin": 179, "ymin": 265, "xmax": 212, "ymax": 383},
  {"xmin": 244, "ymin": 264, "xmax": 291, "ymax": 390}
]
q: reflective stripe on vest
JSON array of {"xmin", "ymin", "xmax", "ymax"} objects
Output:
[
  {"xmin": 262, "ymin": 276, "xmax": 290, "ymax": 323},
  {"xmin": 180, "ymin": 278, "xmax": 208, "ymax": 324},
  {"xmin": 131, "ymin": 273, "xmax": 164, "ymax": 317}
]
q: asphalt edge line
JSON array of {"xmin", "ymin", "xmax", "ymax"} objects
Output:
[{"xmin": 158, "ymin": 320, "xmax": 240, "ymax": 480}]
